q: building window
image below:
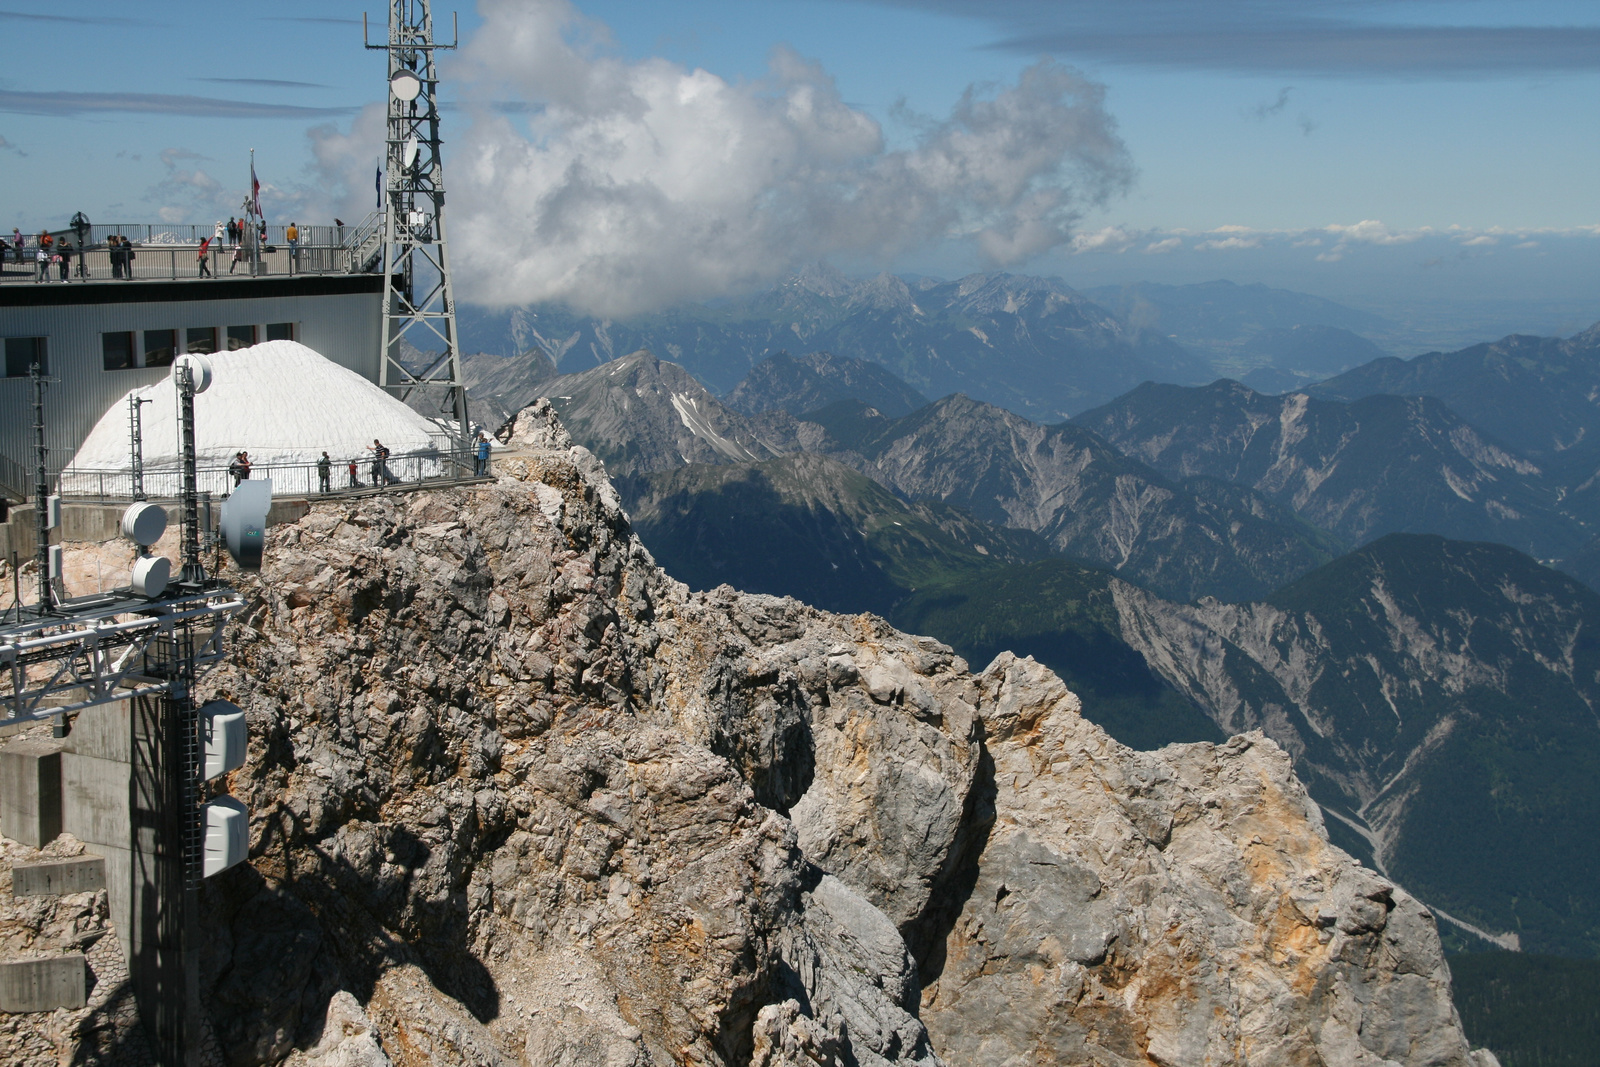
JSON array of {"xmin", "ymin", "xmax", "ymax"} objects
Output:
[
  {"xmin": 226, "ymin": 325, "xmax": 257, "ymax": 350},
  {"xmin": 265, "ymin": 322, "xmax": 296, "ymax": 342},
  {"xmin": 102, "ymin": 332, "xmax": 136, "ymax": 371},
  {"xmin": 186, "ymin": 327, "xmax": 217, "ymax": 355},
  {"xmin": 144, "ymin": 329, "xmax": 178, "ymax": 368},
  {"xmin": 4, "ymin": 337, "xmax": 47, "ymax": 378}
]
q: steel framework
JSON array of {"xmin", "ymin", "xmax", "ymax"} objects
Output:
[{"xmin": 367, "ymin": 1, "xmax": 469, "ymax": 445}]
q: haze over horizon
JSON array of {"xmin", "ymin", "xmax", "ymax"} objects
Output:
[{"xmin": 3, "ymin": 0, "xmax": 1598, "ymax": 331}]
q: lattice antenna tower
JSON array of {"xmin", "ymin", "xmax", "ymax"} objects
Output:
[{"xmin": 366, "ymin": 2, "xmax": 468, "ymax": 445}]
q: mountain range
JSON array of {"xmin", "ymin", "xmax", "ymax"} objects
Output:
[
  {"xmin": 458, "ymin": 267, "xmax": 1217, "ymax": 418},
  {"xmin": 1075, "ymin": 379, "xmax": 1588, "ymax": 560},
  {"xmin": 543, "ymin": 351, "xmax": 1341, "ymax": 602}
]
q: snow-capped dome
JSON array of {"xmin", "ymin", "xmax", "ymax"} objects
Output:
[{"xmin": 65, "ymin": 341, "xmax": 451, "ymax": 491}]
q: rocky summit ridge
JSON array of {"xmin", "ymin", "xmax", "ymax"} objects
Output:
[{"xmin": 9, "ymin": 400, "xmax": 1494, "ymax": 1066}]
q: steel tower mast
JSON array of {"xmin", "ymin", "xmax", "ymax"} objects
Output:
[{"xmin": 367, "ymin": 2, "xmax": 468, "ymax": 446}]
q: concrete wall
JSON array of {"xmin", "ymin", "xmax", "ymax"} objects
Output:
[
  {"xmin": 59, "ymin": 702, "xmax": 135, "ymax": 968},
  {"xmin": 0, "ymin": 739, "xmax": 63, "ymax": 847},
  {"xmin": 0, "ymin": 275, "xmax": 384, "ymax": 479},
  {"xmin": 0, "ymin": 954, "xmax": 86, "ymax": 1012}
]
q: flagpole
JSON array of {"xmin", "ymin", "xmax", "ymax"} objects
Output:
[{"xmin": 250, "ymin": 148, "xmax": 260, "ymax": 277}]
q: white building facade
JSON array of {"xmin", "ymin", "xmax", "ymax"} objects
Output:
[{"xmin": 0, "ymin": 275, "xmax": 384, "ymax": 494}]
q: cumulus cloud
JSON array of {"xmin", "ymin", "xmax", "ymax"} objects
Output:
[
  {"xmin": 1068, "ymin": 226, "xmax": 1138, "ymax": 254},
  {"xmin": 1143, "ymin": 236, "xmax": 1181, "ymax": 254},
  {"xmin": 1324, "ymin": 219, "xmax": 1418, "ymax": 246},
  {"xmin": 1196, "ymin": 235, "xmax": 1254, "ymax": 252},
  {"xmin": 435, "ymin": 0, "xmax": 1133, "ymax": 314}
]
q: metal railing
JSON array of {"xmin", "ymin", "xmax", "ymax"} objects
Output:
[
  {"xmin": 53, "ymin": 447, "xmax": 479, "ymax": 504},
  {"xmin": 0, "ymin": 212, "xmax": 385, "ymax": 284}
]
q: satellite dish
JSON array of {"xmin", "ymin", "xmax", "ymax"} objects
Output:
[
  {"xmin": 173, "ymin": 353, "xmax": 214, "ymax": 394},
  {"xmin": 219, "ymin": 479, "xmax": 272, "ymax": 571},
  {"xmin": 131, "ymin": 554, "xmax": 171, "ymax": 598},
  {"xmin": 402, "ymin": 135, "xmax": 420, "ymax": 170},
  {"xmin": 121, "ymin": 501, "xmax": 168, "ymax": 547},
  {"xmin": 390, "ymin": 69, "xmax": 423, "ymax": 102}
]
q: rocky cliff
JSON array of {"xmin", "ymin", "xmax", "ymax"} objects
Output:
[{"xmin": 14, "ymin": 400, "xmax": 1492, "ymax": 1066}]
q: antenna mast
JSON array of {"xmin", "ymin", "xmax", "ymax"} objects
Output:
[{"xmin": 367, "ymin": 2, "xmax": 469, "ymax": 447}]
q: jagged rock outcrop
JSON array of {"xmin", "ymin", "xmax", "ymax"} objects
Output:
[
  {"xmin": 18, "ymin": 399, "xmax": 1492, "ymax": 1066},
  {"xmin": 925, "ymin": 655, "xmax": 1489, "ymax": 1066}
]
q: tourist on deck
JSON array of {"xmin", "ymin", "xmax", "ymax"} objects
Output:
[
  {"xmin": 10, "ymin": 229, "xmax": 22, "ymax": 263},
  {"xmin": 121, "ymin": 236, "xmax": 135, "ymax": 279},
  {"xmin": 56, "ymin": 241, "xmax": 71, "ymax": 281},
  {"xmin": 34, "ymin": 245, "xmax": 48, "ymax": 282},
  {"xmin": 197, "ymin": 237, "xmax": 213, "ymax": 277},
  {"xmin": 227, "ymin": 217, "xmax": 240, "ymax": 245},
  {"xmin": 286, "ymin": 221, "xmax": 300, "ymax": 272},
  {"xmin": 347, "ymin": 458, "xmax": 361, "ymax": 488},
  {"xmin": 318, "ymin": 451, "xmax": 332, "ymax": 493},
  {"xmin": 228, "ymin": 451, "xmax": 252, "ymax": 487},
  {"xmin": 368, "ymin": 439, "xmax": 391, "ymax": 486},
  {"xmin": 475, "ymin": 432, "xmax": 491, "ymax": 477}
]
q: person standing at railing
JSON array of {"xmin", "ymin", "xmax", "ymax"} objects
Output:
[
  {"xmin": 34, "ymin": 244, "xmax": 48, "ymax": 283},
  {"xmin": 318, "ymin": 451, "xmax": 332, "ymax": 493},
  {"xmin": 228, "ymin": 451, "xmax": 252, "ymax": 487},
  {"xmin": 475, "ymin": 432, "xmax": 491, "ymax": 477},
  {"xmin": 286, "ymin": 221, "xmax": 300, "ymax": 273},
  {"xmin": 10, "ymin": 229, "xmax": 22, "ymax": 264},
  {"xmin": 122, "ymin": 236, "xmax": 135, "ymax": 279},
  {"xmin": 197, "ymin": 237, "xmax": 213, "ymax": 278},
  {"xmin": 368, "ymin": 440, "xmax": 392, "ymax": 487},
  {"xmin": 226, "ymin": 217, "xmax": 239, "ymax": 246},
  {"xmin": 56, "ymin": 241, "xmax": 71, "ymax": 282},
  {"xmin": 347, "ymin": 457, "xmax": 361, "ymax": 488}
]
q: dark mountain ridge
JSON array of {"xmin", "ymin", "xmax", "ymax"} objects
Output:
[{"xmin": 1075, "ymin": 379, "xmax": 1587, "ymax": 559}]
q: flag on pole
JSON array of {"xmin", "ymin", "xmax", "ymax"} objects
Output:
[
  {"xmin": 250, "ymin": 158, "xmax": 261, "ymax": 218},
  {"xmin": 375, "ymin": 165, "xmax": 382, "ymax": 209}
]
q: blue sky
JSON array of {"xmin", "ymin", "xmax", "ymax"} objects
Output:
[{"xmin": 3, "ymin": 0, "xmax": 1597, "ymax": 328}]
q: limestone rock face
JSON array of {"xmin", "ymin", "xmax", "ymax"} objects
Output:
[
  {"xmin": 18, "ymin": 400, "xmax": 1490, "ymax": 1066},
  {"xmin": 920, "ymin": 654, "xmax": 1480, "ymax": 1067}
]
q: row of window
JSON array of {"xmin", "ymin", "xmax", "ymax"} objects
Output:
[
  {"xmin": 4, "ymin": 324, "xmax": 297, "ymax": 379},
  {"xmin": 102, "ymin": 323, "xmax": 296, "ymax": 371}
]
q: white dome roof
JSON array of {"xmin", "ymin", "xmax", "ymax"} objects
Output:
[{"xmin": 68, "ymin": 340, "xmax": 449, "ymax": 477}]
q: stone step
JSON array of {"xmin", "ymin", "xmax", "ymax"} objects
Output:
[
  {"xmin": 0, "ymin": 954, "xmax": 87, "ymax": 1013},
  {"xmin": 12, "ymin": 854, "xmax": 105, "ymax": 897}
]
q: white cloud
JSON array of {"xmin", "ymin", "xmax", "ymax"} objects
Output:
[
  {"xmin": 1324, "ymin": 219, "xmax": 1417, "ymax": 246},
  {"xmin": 1459, "ymin": 234, "xmax": 1498, "ymax": 246},
  {"xmin": 1143, "ymin": 236, "xmax": 1181, "ymax": 254},
  {"xmin": 435, "ymin": 0, "xmax": 1133, "ymax": 315},
  {"xmin": 1196, "ymin": 235, "xmax": 1261, "ymax": 251},
  {"xmin": 1069, "ymin": 226, "xmax": 1137, "ymax": 254},
  {"xmin": 1514, "ymin": 240, "xmax": 1539, "ymax": 249}
]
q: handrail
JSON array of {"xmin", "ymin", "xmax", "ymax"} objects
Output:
[{"xmin": 52, "ymin": 447, "xmax": 480, "ymax": 504}]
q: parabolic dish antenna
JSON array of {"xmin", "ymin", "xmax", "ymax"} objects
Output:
[
  {"xmin": 173, "ymin": 353, "xmax": 214, "ymax": 394},
  {"xmin": 390, "ymin": 69, "xmax": 422, "ymax": 102}
]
